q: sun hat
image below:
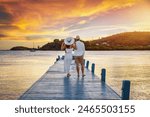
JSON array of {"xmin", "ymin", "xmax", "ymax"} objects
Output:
[
  {"xmin": 76, "ymin": 35, "xmax": 80, "ymax": 39},
  {"xmin": 64, "ymin": 37, "xmax": 74, "ymax": 45}
]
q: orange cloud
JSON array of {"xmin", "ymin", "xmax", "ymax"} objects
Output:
[
  {"xmin": 78, "ymin": 20, "xmax": 87, "ymax": 25},
  {"xmin": 0, "ymin": 0, "xmax": 147, "ymax": 42}
]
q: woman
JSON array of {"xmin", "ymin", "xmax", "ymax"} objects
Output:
[{"xmin": 61, "ymin": 37, "xmax": 75, "ymax": 77}]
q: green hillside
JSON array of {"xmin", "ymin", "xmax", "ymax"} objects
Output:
[
  {"xmin": 87, "ymin": 32, "xmax": 150, "ymax": 50},
  {"xmin": 10, "ymin": 32, "xmax": 150, "ymax": 50}
]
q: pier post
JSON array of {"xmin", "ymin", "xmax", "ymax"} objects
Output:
[
  {"xmin": 91, "ymin": 63, "xmax": 95, "ymax": 74},
  {"xmin": 56, "ymin": 55, "xmax": 60, "ymax": 62},
  {"xmin": 121, "ymin": 80, "xmax": 131, "ymax": 100},
  {"xmin": 86, "ymin": 61, "xmax": 89, "ymax": 69},
  {"xmin": 61, "ymin": 55, "xmax": 65, "ymax": 60},
  {"xmin": 58, "ymin": 55, "xmax": 60, "ymax": 60},
  {"xmin": 101, "ymin": 68, "xmax": 106, "ymax": 82}
]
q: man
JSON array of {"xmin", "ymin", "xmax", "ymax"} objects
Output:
[{"xmin": 74, "ymin": 35, "xmax": 85, "ymax": 78}]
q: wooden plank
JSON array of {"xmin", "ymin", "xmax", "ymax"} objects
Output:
[{"xmin": 19, "ymin": 60, "xmax": 121, "ymax": 100}]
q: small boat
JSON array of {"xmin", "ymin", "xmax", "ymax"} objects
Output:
[
  {"xmin": 30, "ymin": 42, "xmax": 36, "ymax": 52},
  {"xmin": 30, "ymin": 49, "xmax": 36, "ymax": 52}
]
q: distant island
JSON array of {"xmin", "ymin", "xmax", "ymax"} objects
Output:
[
  {"xmin": 11, "ymin": 46, "xmax": 31, "ymax": 50},
  {"xmin": 10, "ymin": 32, "xmax": 150, "ymax": 50}
]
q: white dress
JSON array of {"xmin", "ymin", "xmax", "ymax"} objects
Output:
[{"xmin": 64, "ymin": 48, "xmax": 73, "ymax": 73}]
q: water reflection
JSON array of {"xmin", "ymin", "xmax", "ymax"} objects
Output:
[
  {"xmin": 0, "ymin": 51, "xmax": 59, "ymax": 99},
  {"xmin": 85, "ymin": 51, "xmax": 150, "ymax": 99},
  {"xmin": 74, "ymin": 78, "xmax": 85, "ymax": 99},
  {"xmin": 63, "ymin": 77, "xmax": 72, "ymax": 99}
]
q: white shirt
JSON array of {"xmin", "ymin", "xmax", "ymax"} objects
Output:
[{"xmin": 74, "ymin": 41, "xmax": 85, "ymax": 56}]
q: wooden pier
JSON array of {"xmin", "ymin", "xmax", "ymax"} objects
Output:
[{"xmin": 19, "ymin": 57, "xmax": 130, "ymax": 100}]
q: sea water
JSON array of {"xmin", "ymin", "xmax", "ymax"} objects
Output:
[{"xmin": 0, "ymin": 51, "xmax": 150, "ymax": 99}]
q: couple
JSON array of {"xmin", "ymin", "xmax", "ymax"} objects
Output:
[{"xmin": 61, "ymin": 35, "xmax": 85, "ymax": 78}]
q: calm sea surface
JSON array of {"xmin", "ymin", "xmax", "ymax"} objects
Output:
[{"xmin": 0, "ymin": 51, "xmax": 150, "ymax": 99}]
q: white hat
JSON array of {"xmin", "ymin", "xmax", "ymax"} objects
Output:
[{"xmin": 64, "ymin": 37, "xmax": 74, "ymax": 45}]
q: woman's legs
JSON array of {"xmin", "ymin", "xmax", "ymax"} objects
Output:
[{"xmin": 64, "ymin": 55, "xmax": 72, "ymax": 77}]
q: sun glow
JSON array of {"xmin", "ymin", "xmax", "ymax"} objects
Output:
[{"xmin": 0, "ymin": 0, "xmax": 150, "ymax": 49}]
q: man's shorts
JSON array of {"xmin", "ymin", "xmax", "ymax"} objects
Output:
[{"xmin": 74, "ymin": 56, "xmax": 84, "ymax": 66}]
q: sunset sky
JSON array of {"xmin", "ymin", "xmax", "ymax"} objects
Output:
[{"xmin": 0, "ymin": 0, "xmax": 150, "ymax": 50}]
